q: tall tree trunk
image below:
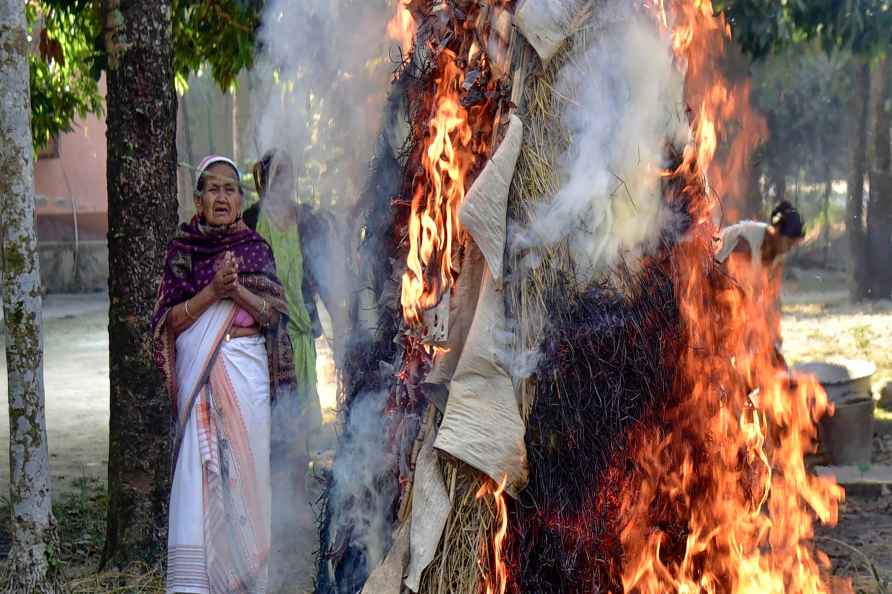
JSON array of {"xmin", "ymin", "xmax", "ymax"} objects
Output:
[
  {"xmin": 866, "ymin": 56, "xmax": 892, "ymax": 299},
  {"xmin": 741, "ymin": 152, "xmax": 763, "ymax": 221},
  {"xmin": 823, "ymin": 166, "xmax": 833, "ymax": 269},
  {"xmin": 769, "ymin": 162, "xmax": 786, "ymax": 206},
  {"xmin": 0, "ymin": 3, "xmax": 64, "ymax": 591},
  {"xmin": 847, "ymin": 57, "xmax": 870, "ymax": 302},
  {"xmin": 231, "ymin": 88, "xmax": 240, "ymax": 164},
  {"xmin": 176, "ymin": 95, "xmax": 193, "ymax": 223},
  {"xmin": 100, "ymin": 0, "xmax": 178, "ymax": 568}
]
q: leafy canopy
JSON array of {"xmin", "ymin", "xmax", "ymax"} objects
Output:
[
  {"xmin": 29, "ymin": 0, "xmax": 262, "ymax": 150},
  {"xmin": 716, "ymin": 0, "xmax": 892, "ymax": 59}
]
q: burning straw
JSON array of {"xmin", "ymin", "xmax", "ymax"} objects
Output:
[
  {"xmin": 507, "ymin": 259, "xmax": 683, "ymax": 594},
  {"xmin": 321, "ymin": 0, "xmax": 512, "ymax": 591}
]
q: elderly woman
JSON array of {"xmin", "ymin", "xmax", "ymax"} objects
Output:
[{"xmin": 152, "ymin": 155, "xmax": 294, "ymax": 594}]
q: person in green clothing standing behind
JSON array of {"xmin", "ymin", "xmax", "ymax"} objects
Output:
[
  {"xmin": 246, "ymin": 148, "xmax": 325, "ymax": 590},
  {"xmin": 247, "ymin": 149, "xmax": 322, "ymax": 432}
]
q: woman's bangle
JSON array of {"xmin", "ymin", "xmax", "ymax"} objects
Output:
[
  {"xmin": 260, "ymin": 299, "xmax": 269, "ymax": 326},
  {"xmin": 184, "ymin": 299, "xmax": 196, "ymax": 321}
]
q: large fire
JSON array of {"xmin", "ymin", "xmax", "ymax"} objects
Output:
[
  {"xmin": 388, "ymin": 0, "xmax": 844, "ymax": 593},
  {"xmin": 616, "ymin": 3, "xmax": 845, "ymax": 594},
  {"xmin": 401, "ymin": 51, "xmax": 474, "ymax": 326}
]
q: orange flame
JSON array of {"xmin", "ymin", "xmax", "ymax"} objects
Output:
[
  {"xmin": 387, "ymin": 0, "xmax": 416, "ymax": 58},
  {"xmin": 477, "ymin": 475, "xmax": 509, "ymax": 594},
  {"xmin": 616, "ymin": 2, "xmax": 846, "ymax": 593},
  {"xmin": 669, "ymin": 0, "xmax": 767, "ymax": 220},
  {"xmin": 401, "ymin": 51, "xmax": 474, "ymax": 326}
]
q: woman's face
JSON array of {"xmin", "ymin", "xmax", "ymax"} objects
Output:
[{"xmin": 195, "ymin": 163, "xmax": 242, "ymax": 226}]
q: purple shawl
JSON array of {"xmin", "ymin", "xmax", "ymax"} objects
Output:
[{"xmin": 152, "ymin": 219, "xmax": 296, "ymax": 410}]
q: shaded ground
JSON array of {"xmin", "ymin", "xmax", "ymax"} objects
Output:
[
  {"xmin": 2, "ymin": 280, "xmax": 891, "ymax": 591},
  {"xmin": 0, "ymin": 294, "xmax": 111, "ymax": 496}
]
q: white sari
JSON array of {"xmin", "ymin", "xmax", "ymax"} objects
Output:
[{"xmin": 167, "ymin": 301, "xmax": 271, "ymax": 594}]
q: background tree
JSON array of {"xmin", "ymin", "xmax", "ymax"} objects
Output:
[
  {"xmin": 25, "ymin": 0, "xmax": 265, "ymax": 568},
  {"xmin": 750, "ymin": 43, "xmax": 849, "ymax": 209},
  {"xmin": 26, "ymin": 0, "xmax": 104, "ymax": 151},
  {"xmin": 718, "ymin": 0, "xmax": 892, "ymax": 300},
  {"xmin": 0, "ymin": 1, "xmax": 63, "ymax": 591}
]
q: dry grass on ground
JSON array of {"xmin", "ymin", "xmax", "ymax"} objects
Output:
[{"xmin": 782, "ymin": 290, "xmax": 892, "ymax": 410}]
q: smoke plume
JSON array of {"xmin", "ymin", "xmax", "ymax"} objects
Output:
[
  {"xmin": 247, "ymin": 1, "xmax": 404, "ymax": 590},
  {"xmin": 251, "ymin": 0, "xmax": 396, "ymax": 208},
  {"xmin": 511, "ymin": 6, "xmax": 690, "ymax": 283}
]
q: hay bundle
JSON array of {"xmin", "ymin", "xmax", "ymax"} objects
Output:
[{"xmin": 415, "ymin": 460, "xmax": 498, "ymax": 594}]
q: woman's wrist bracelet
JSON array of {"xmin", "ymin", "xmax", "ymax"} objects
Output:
[
  {"xmin": 260, "ymin": 299, "xmax": 269, "ymax": 326},
  {"xmin": 184, "ymin": 299, "xmax": 196, "ymax": 321}
]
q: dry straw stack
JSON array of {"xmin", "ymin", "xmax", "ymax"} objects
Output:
[{"xmin": 415, "ymin": 4, "xmax": 599, "ymax": 594}]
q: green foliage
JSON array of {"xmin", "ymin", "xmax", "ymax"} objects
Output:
[
  {"xmin": 27, "ymin": 0, "xmax": 262, "ymax": 151},
  {"xmin": 751, "ymin": 41, "xmax": 851, "ymax": 185},
  {"xmin": 172, "ymin": 0, "xmax": 264, "ymax": 92},
  {"xmin": 27, "ymin": 1, "xmax": 104, "ymax": 151},
  {"xmin": 53, "ymin": 475, "xmax": 108, "ymax": 566},
  {"xmin": 717, "ymin": 0, "xmax": 892, "ymax": 59}
]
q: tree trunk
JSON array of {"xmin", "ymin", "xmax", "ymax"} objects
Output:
[
  {"xmin": 100, "ymin": 0, "xmax": 178, "ymax": 569},
  {"xmin": 741, "ymin": 152, "xmax": 763, "ymax": 221},
  {"xmin": 231, "ymin": 88, "xmax": 240, "ymax": 164},
  {"xmin": 847, "ymin": 57, "xmax": 870, "ymax": 302},
  {"xmin": 866, "ymin": 56, "xmax": 892, "ymax": 299},
  {"xmin": 769, "ymin": 162, "xmax": 786, "ymax": 206},
  {"xmin": 176, "ymin": 95, "xmax": 193, "ymax": 223},
  {"xmin": 823, "ymin": 167, "xmax": 833, "ymax": 269},
  {"xmin": 0, "ymin": 3, "xmax": 64, "ymax": 591}
]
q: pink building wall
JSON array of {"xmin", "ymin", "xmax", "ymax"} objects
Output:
[{"xmin": 34, "ymin": 76, "xmax": 108, "ymax": 241}]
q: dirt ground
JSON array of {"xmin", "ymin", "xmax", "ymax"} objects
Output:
[
  {"xmin": 781, "ymin": 269, "xmax": 892, "ymax": 593},
  {"xmin": 0, "ymin": 294, "xmax": 111, "ymax": 496},
  {"xmin": 2, "ymin": 276, "xmax": 891, "ymax": 590},
  {"xmin": 0, "ymin": 293, "xmax": 339, "ymax": 497}
]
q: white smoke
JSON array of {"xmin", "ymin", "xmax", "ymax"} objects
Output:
[
  {"xmin": 511, "ymin": 6, "xmax": 690, "ymax": 283},
  {"xmin": 328, "ymin": 389, "xmax": 397, "ymax": 569},
  {"xmin": 248, "ymin": 1, "xmax": 403, "ymax": 589},
  {"xmin": 251, "ymin": 0, "xmax": 396, "ymax": 207}
]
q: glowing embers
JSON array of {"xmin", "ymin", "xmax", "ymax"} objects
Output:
[
  {"xmin": 616, "ymin": 2, "xmax": 844, "ymax": 593},
  {"xmin": 400, "ymin": 50, "xmax": 474, "ymax": 327},
  {"xmin": 477, "ymin": 476, "xmax": 509, "ymax": 594}
]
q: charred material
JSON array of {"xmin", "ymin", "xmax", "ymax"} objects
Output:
[
  {"xmin": 507, "ymin": 259, "xmax": 683, "ymax": 594},
  {"xmin": 506, "ymin": 147, "xmax": 706, "ymax": 594}
]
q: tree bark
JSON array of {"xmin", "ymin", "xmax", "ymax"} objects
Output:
[
  {"xmin": 741, "ymin": 152, "xmax": 763, "ymax": 221},
  {"xmin": 847, "ymin": 57, "xmax": 870, "ymax": 302},
  {"xmin": 823, "ymin": 167, "xmax": 833, "ymax": 269},
  {"xmin": 100, "ymin": 0, "xmax": 178, "ymax": 568},
  {"xmin": 866, "ymin": 56, "xmax": 892, "ymax": 299},
  {"xmin": 0, "ymin": 3, "xmax": 64, "ymax": 591},
  {"xmin": 768, "ymin": 160, "xmax": 786, "ymax": 206}
]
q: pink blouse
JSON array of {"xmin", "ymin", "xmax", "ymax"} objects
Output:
[{"xmin": 232, "ymin": 307, "xmax": 256, "ymax": 328}]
